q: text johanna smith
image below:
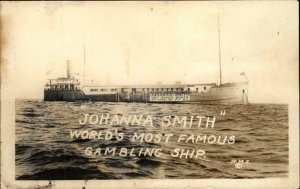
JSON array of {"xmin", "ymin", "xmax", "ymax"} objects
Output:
[{"xmin": 70, "ymin": 113, "xmax": 236, "ymax": 160}]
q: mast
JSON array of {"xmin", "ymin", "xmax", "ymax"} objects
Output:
[
  {"xmin": 218, "ymin": 13, "xmax": 222, "ymax": 85},
  {"xmin": 66, "ymin": 60, "xmax": 70, "ymax": 78},
  {"xmin": 83, "ymin": 44, "xmax": 86, "ymax": 85}
]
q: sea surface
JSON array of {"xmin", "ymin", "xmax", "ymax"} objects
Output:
[{"xmin": 15, "ymin": 100, "xmax": 288, "ymax": 180}]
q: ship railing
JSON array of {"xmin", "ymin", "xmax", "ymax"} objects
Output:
[{"xmin": 44, "ymin": 86, "xmax": 81, "ymax": 91}]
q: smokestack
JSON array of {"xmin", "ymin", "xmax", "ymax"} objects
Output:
[{"xmin": 66, "ymin": 60, "xmax": 70, "ymax": 78}]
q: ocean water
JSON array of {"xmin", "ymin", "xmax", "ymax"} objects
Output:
[{"xmin": 15, "ymin": 100, "xmax": 288, "ymax": 180}]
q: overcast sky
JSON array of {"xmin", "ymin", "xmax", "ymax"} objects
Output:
[{"xmin": 2, "ymin": 1, "xmax": 298, "ymax": 103}]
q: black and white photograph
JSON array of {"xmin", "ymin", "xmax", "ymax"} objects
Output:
[{"xmin": 1, "ymin": 1, "xmax": 299, "ymax": 189}]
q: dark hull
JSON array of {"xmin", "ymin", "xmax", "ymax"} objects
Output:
[
  {"xmin": 86, "ymin": 94, "xmax": 117, "ymax": 102},
  {"xmin": 44, "ymin": 90, "xmax": 86, "ymax": 101}
]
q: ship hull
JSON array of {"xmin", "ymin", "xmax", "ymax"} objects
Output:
[
  {"xmin": 85, "ymin": 94, "xmax": 117, "ymax": 102},
  {"xmin": 148, "ymin": 82, "xmax": 248, "ymax": 104},
  {"xmin": 187, "ymin": 83, "xmax": 248, "ymax": 104},
  {"xmin": 44, "ymin": 90, "xmax": 86, "ymax": 101}
]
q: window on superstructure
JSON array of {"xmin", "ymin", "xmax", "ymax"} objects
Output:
[{"xmin": 204, "ymin": 86, "xmax": 206, "ymax": 90}]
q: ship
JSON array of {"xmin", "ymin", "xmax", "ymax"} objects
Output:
[
  {"xmin": 44, "ymin": 62, "xmax": 248, "ymax": 104},
  {"xmin": 44, "ymin": 16, "xmax": 249, "ymax": 104}
]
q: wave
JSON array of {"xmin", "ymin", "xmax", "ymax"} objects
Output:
[{"xmin": 15, "ymin": 100, "xmax": 289, "ymax": 179}]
